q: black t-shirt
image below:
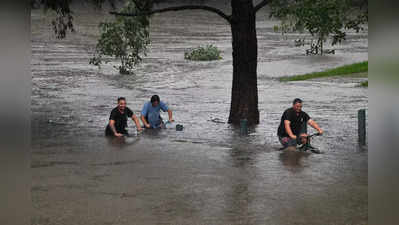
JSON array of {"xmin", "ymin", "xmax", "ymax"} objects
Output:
[
  {"xmin": 277, "ymin": 108, "xmax": 310, "ymax": 137},
  {"xmin": 107, "ymin": 107, "xmax": 134, "ymax": 133}
]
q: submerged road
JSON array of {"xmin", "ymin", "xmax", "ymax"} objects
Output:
[{"xmin": 31, "ymin": 4, "xmax": 368, "ymax": 225}]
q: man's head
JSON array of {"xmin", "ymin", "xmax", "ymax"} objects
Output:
[
  {"xmin": 292, "ymin": 98, "xmax": 303, "ymax": 113},
  {"xmin": 117, "ymin": 97, "xmax": 126, "ymax": 111},
  {"xmin": 150, "ymin": 95, "xmax": 160, "ymax": 107}
]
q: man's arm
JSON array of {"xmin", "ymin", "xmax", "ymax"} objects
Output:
[
  {"xmin": 140, "ymin": 103, "xmax": 151, "ymax": 128},
  {"xmin": 131, "ymin": 115, "xmax": 142, "ymax": 131},
  {"xmin": 160, "ymin": 101, "xmax": 174, "ymax": 122},
  {"xmin": 167, "ymin": 109, "xmax": 174, "ymax": 122},
  {"xmin": 284, "ymin": 120, "xmax": 297, "ymax": 139},
  {"xmin": 140, "ymin": 115, "xmax": 150, "ymax": 128},
  {"xmin": 109, "ymin": 120, "xmax": 123, "ymax": 137},
  {"xmin": 308, "ymin": 119, "xmax": 323, "ymax": 134}
]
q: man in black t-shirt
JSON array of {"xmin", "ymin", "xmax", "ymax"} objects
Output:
[
  {"xmin": 277, "ymin": 98, "xmax": 323, "ymax": 148},
  {"xmin": 105, "ymin": 97, "xmax": 142, "ymax": 137}
]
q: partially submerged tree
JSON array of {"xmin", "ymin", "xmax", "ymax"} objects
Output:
[
  {"xmin": 34, "ymin": 0, "xmax": 367, "ymax": 125},
  {"xmin": 184, "ymin": 45, "xmax": 222, "ymax": 61},
  {"xmin": 34, "ymin": 0, "xmax": 267, "ymax": 125},
  {"xmin": 30, "ymin": 0, "xmax": 119, "ymax": 38},
  {"xmin": 89, "ymin": 1, "xmax": 150, "ymax": 74},
  {"xmin": 107, "ymin": 0, "xmax": 265, "ymax": 125},
  {"xmin": 270, "ymin": 0, "xmax": 368, "ymax": 55}
]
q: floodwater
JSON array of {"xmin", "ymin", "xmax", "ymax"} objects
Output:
[{"xmin": 31, "ymin": 3, "xmax": 368, "ymax": 225}]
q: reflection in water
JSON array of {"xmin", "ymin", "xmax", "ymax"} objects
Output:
[
  {"xmin": 227, "ymin": 182, "xmax": 252, "ymax": 224},
  {"xmin": 106, "ymin": 135, "xmax": 140, "ymax": 149},
  {"xmin": 224, "ymin": 144, "xmax": 254, "ymax": 224},
  {"xmin": 279, "ymin": 149, "xmax": 310, "ymax": 172},
  {"xmin": 141, "ymin": 128, "xmax": 165, "ymax": 138},
  {"xmin": 229, "ymin": 145, "xmax": 255, "ymax": 168}
]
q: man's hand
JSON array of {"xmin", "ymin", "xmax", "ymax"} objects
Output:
[
  {"xmin": 299, "ymin": 134, "xmax": 308, "ymax": 144},
  {"xmin": 140, "ymin": 115, "xmax": 151, "ymax": 129},
  {"xmin": 137, "ymin": 127, "xmax": 143, "ymax": 132},
  {"xmin": 284, "ymin": 120, "xmax": 297, "ymax": 141},
  {"xmin": 167, "ymin": 109, "xmax": 173, "ymax": 123},
  {"xmin": 114, "ymin": 133, "xmax": 123, "ymax": 137},
  {"xmin": 309, "ymin": 119, "xmax": 323, "ymax": 136}
]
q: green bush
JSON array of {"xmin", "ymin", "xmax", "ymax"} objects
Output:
[
  {"xmin": 184, "ymin": 45, "xmax": 222, "ymax": 61},
  {"xmin": 89, "ymin": 1, "xmax": 150, "ymax": 75},
  {"xmin": 360, "ymin": 81, "xmax": 368, "ymax": 87}
]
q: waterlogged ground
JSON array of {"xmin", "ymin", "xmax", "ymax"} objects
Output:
[{"xmin": 31, "ymin": 4, "xmax": 368, "ymax": 225}]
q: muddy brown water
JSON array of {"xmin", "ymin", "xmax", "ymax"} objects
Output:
[{"xmin": 31, "ymin": 4, "xmax": 367, "ymax": 225}]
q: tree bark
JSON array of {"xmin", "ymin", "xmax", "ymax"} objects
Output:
[{"xmin": 228, "ymin": 0, "xmax": 259, "ymax": 125}]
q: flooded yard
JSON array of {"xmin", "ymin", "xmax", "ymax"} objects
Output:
[{"xmin": 31, "ymin": 3, "xmax": 368, "ymax": 225}]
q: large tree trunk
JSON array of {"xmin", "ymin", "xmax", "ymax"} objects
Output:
[{"xmin": 228, "ymin": 0, "xmax": 259, "ymax": 125}]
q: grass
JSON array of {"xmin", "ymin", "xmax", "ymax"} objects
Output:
[
  {"xmin": 360, "ymin": 80, "xmax": 368, "ymax": 87},
  {"xmin": 279, "ymin": 61, "xmax": 368, "ymax": 81}
]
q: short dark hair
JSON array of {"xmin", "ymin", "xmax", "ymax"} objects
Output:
[
  {"xmin": 150, "ymin": 95, "xmax": 160, "ymax": 103},
  {"xmin": 117, "ymin": 97, "xmax": 126, "ymax": 102},
  {"xmin": 293, "ymin": 98, "xmax": 302, "ymax": 105}
]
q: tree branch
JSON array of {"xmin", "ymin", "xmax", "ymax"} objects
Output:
[
  {"xmin": 254, "ymin": 0, "xmax": 271, "ymax": 13},
  {"xmin": 110, "ymin": 5, "xmax": 231, "ymax": 24}
]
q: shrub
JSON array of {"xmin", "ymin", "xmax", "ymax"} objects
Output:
[
  {"xmin": 360, "ymin": 81, "xmax": 368, "ymax": 87},
  {"xmin": 89, "ymin": 1, "xmax": 150, "ymax": 74},
  {"xmin": 184, "ymin": 45, "xmax": 222, "ymax": 61}
]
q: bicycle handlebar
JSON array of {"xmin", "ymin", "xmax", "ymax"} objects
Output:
[{"xmin": 308, "ymin": 132, "xmax": 322, "ymax": 138}]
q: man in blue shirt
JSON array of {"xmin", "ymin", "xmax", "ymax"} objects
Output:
[{"xmin": 141, "ymin": 95, "xmax": 174, "ymax": 128}]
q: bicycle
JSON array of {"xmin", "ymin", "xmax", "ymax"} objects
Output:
[{"xmin": 297, "ymin": 132, "xmax": 322, "ymax": 154}]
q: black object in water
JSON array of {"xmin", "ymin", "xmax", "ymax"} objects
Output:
[{"xmin": 176, "ymin": 124, "xmax": 183, "ymax": 131}]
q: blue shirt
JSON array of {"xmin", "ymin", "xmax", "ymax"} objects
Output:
[{"xmin": 141, "ymin": 101, "xmax": 169, "ymax": 128}]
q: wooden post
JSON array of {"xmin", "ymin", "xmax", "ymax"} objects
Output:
[
  {"xmin": 358, "ymin": 109, "xmax": 366, "ymax": 146},
  {"xmin": 240, "ymin": 119, "xmax": 248, "ymax": 135}
]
